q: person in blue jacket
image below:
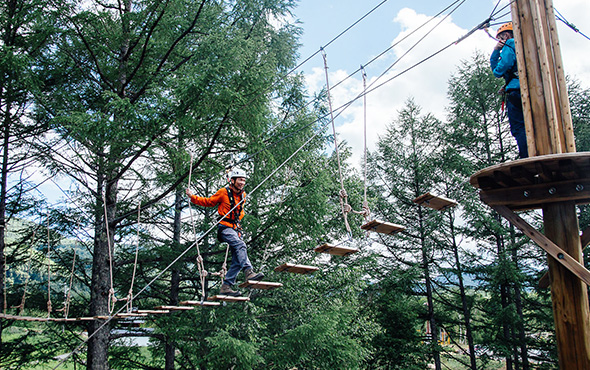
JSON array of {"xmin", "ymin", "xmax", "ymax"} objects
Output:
[{"xmin": 490, "ymin": 22, "xmax": 528, "ymax": 159}]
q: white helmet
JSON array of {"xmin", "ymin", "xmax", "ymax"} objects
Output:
[{"xmin": 228, "ymin": 168, "xmax": 248, "ymax": 180}]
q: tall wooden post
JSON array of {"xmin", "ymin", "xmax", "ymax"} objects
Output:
[
  {"xmin": 471, "ymin": 0, "xmax": 590, "ymax": 369},
  {"xmin": 510, "ymin": 0, "xmax": 590, "ymax": 368}
]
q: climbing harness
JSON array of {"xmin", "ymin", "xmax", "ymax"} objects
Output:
[{"xmin": 221, "ymin": 186, "xmax": 244, "ymax": 232}]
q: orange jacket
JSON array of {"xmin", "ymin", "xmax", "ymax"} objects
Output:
[{"xmin": 189, "ymin": 187, "xmax": 245, "ymax": 228}]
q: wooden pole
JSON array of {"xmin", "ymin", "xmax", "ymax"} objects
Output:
[{"xmin": 510, "ymin": 0, "xmax": 590, "ymax": 368}]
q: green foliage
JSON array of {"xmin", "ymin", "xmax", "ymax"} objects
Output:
[
  {"xmin": 205, "ymin": 330, "xmax": 264, "ymax": 370},
  {"xmin": 367, "ymin": 269, "xmax": 429, "ymax": 370}
]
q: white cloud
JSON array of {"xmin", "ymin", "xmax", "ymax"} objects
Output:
[{"xmin": 305, "ymin": 1, "xmax": 590, "ymax": 169}]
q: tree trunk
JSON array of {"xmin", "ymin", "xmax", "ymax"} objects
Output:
[
  {"xmin": 496, "ymin": 225, "xmax": 513, "ymax": 370},
  {"xmin": 510, "ymin": 226, "xmax": 530, "ymax": 370},
  {"xmin": 0, "ymin": 91, "xmax": 9, "ymax": 352},
  {"xmin": 448, "ymin": 211, "xmax": 477, "ymax": 370},
  {"xmin": 165, "ymin": 188, "xmax": 184, "ymax": 370},
  {"xmin": 87, "ymin": 176, "xmax": 118, "ymax": 370},
  {"xmin": 417, "ymin": 204, "xmax": 441, "ymax": 370}
]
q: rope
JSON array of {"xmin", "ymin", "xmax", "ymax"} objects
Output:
[
  {"xmin": 18, "ymin": 250, "xmax": 34, "ymax": 315},
  {"xmin": 46, "ymin": 213, "xmax": 52, "ymax": 318},
  {"xmin": 186, "ymin": 153, "xmax": 207, "ymax": 301},
  {"xmin": 102, "ymin": 192, "xmax": 117, "ymax": 314},
  {"xmin": 321, "ymin": 49, "xmax": 353, "ymax": 238},
  {"xmin": 127, "ymin": 204, "xmax": 141, "ymax": 313},
  {"xmin": 359, "ymin": 67, "xmax": 370, "ymax": 223},
  {"xmin": 555, "ymin": 8, "xmax": 590, "ymax": 42},
  {"xmin": 3, "ymin": 257, "xmax": 5, "ymax": 314},
  {"xmin": 63, "ymin": 250, "xmax": 76, "ymax": 319}
]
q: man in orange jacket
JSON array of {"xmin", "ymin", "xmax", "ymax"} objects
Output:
[{"xmin": 186, "ymin": 168, "xmax": 263, "ymax": 296}]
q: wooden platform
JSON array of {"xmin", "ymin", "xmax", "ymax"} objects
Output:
[
  {"xmin": 154, "ymin": 305, "xmax": 194, "ymax": 311},
  {"xmin": 180, "ymin": 300, "xmax": 221, "ymax": 306},
  {"xmin": 238, "ymin": 280, "xmax": 283, "ymax": 290},
  {"xmin": 413, "ymin": 192, "xmax": 457, "ymax": 211},
  {"xmin": 360, "ymin": 219, "xmax": 406, "ymax": 235},
  {"xmin": 314, "ymin": 243, "xmax": 358, "ymax": 256},
  {"xmin": 274, "ymin": 263, "xmax": 319, "ymax": 274},
  {"xmin": 207, "ymin": 295, "xmax": 250, "ymax": 302},
  {"xmin": 469, "ymin": 153, "xmax": 590, "ymax": 211}
]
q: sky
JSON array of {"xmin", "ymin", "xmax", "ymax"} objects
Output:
[{"xmin": 289, "ymin": 0, "xmax": 590, "ymax": 167}]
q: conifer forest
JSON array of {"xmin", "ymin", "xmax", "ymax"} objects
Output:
[{"xmin": 1, "ymin": 0, "xmax": 590, "ymax": 369}]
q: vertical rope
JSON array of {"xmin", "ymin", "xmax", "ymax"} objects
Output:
[
  {"xmin": 19, "ymin": 242, "xmax": 34, "ymax": 316},
  {"xmin": 64, "ymin": 250, "xmax": 76, "ymax": 319},
  {"xmin": 102, "ymin": 192, "xmax": 117, "ymax": 314},
  {"xmin": 3, "ymin": 257, "xmax": 6, "ymax": 314},
  {"xmin": 361, "ymin": 66, "xmax": 371, "ymax": 223},
  {"xmin": 186, "ymin": 154, "xmax": 207, "ymax": 301},
  {"xmin": 128, "ymin": 203, "xmax": 141, "ymax": 313},
  {"xmin": 46, "ymin": 213, "xmax": 52, "ymax": 318},
  {"xmin": 321, "ymin": 48, "xmax": 353, "ymax": 237},
  {"xmin": 219, "ymin": 244, "xmax": 230, "ymax": 282}
]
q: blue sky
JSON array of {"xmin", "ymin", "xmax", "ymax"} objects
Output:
[{"xmin": 289, "ymin": 0, "xmax": 590, "ymax": 166}]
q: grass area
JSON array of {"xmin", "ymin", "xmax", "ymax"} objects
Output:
[{"xmin": 441, "ymin": 348, "xmax": 505, "ymax": 370}]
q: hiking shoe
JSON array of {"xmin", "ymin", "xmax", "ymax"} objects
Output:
[
  {"xmin": 244, "ymin": 268, "xmax": 264, "ymax": 281},
  {"xmin": 219, "ymin": 284, "xmax": 241, "ymax": 297}
]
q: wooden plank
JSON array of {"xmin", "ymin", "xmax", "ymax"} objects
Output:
[
  {"xmin": 493, "ymin": 170, "xmax": 520, "ymax": 188},
  {"xmin": 539, "ymin": 226, "xmax": 590, "ymax": 289},
  {"xmin": 510, "ymin": 165, "xmax": 537, "ymax": 185},
  {"xmin": 314, "ymin": 243, "xmax": 358, "ymax": 256},
  {"xmin": 180, "ymin": 300, "xmax": 221, "ymax": 306},
  {"xmin": 50, "ymin": 318, "xmax": 79, "ymax": 322},
  {"xmin": 136, "ymin": 310, "xmax": 170, "ymax": 314},
  {"xmin": 274, "ymin": 263, "xmax": 319, "ymax": 274},
  {"xmin": 238, "ymin": 280, "xmax": 283, "ymax": 290},
  {"xmin": 491, "ymin": 205, "xmax": 590, "ymax": 286},
  {"xmin": 479, "ymin": 179, "xmax": 590, "ymax": 210},
  {"xmin": 360, "ymin": 219, "xmax": 405, "ymax": 235},
  {"xmin": 413, "ymin": 192, "xmax": 457, "ymax": 211},
  {"xmin": 154, "ymin": 306, "xmax": 194, "ymax": 311},
  {"xmin": 470, "ymin": 153, "xmax": 590, "ymax": 189},
  {"xmin": 115, "ymin": 313, "xmax": 148, "ymax": 318},
  {"xmin": 207, "ymin": 295, "xmax": 250, "ymax": 302},
  {"xmin": 1, "ymin": 315, "xmax": 50, "ymax": 322}
]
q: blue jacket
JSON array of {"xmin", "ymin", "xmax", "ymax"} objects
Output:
[{"xmin": 490, "ymin": 38, "xmax": 519, "ymax": 91}]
